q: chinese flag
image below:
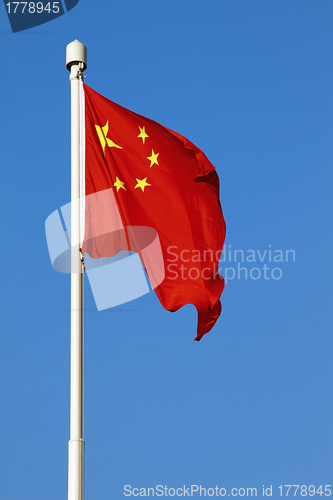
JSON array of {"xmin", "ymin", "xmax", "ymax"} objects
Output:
[{"xmin": 82, "ymin": 84, "xmax": 226, "ymax": 340}]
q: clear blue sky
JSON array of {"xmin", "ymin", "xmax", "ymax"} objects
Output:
[{"xmin": 0, "ymin": 1, "xmax": 332, "ymax": 499}]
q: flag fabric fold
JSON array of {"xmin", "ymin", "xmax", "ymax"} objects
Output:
[{"xmin": 82, "ymin": 84, "xmax": 226, "ymax": 340}]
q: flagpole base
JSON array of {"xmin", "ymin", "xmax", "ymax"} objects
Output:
[{"xmin": 68, "ymin": 438, "xmax": 85, "ymax": 500}]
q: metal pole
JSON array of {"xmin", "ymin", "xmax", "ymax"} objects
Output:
[{"xmin": 66, "ymin": 40, "xmax": 87, "ymax": 500}]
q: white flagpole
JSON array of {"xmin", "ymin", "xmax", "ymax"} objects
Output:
[{"xmin": 66, "ymin": 40, "xmax": 87, "ymax": 500}]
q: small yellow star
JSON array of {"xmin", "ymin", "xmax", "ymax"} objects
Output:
[
  {"xmin": 147, "ymin": 149, "xmax": 159, "ymax": 168},
  {"xmin": 114, "ymin": 177, "xmax": 126, "ymax": 192},
  {"xmin": 137, "ymin": 125, "xmax": 149, "ymax": 144},
  {"xmin": 134, "ymin": 177, "xmax": 151, "ymax": 192},
  {"xmin": 95, "ymin": 121, "xmax": 122, "ymax": 154}
]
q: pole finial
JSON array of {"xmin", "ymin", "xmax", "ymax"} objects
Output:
[{"xmin": 66, "ymin": 39, "xmax": 87, "ymax": 72}]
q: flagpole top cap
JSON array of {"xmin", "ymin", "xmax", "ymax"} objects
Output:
[{"xmin": 66, "ymin": 40, "xmax": 87, "ymax": 71}]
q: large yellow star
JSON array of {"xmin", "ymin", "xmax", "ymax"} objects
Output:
[
  {"xmin": 147, "ymin": 149, "xmax": 159, "ymax": 168},
  {"xmin": 114, "ymin": 177, "xmax": 126, "ymax": 192},
  {"xmin": 134, "ymin": 177, "xmax": 151, "ymax": 192},
  {"xmin": 95, "ymin": 121, "xmax": 122, "ymax": 154},
  {"xmin": 137, "ymin": 126, "xmax": 149, "ymax": 144}
]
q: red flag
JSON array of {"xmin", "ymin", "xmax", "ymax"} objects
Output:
[{"xmin": 82, "ymin": 84, "xmax": 226, "ymax": 340}]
